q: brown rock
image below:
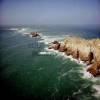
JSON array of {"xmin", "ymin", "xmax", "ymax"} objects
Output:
[
  {"xmin": 88, "ymin": 52, "xmax": 94, "ymax": 64},
  {"xmin": 52, "ymin": 41, "xmax": 59, "ymax": 44},
  {"xmin": 65, "ymin": 47, "xmax": 74, "ymax": 56},
  {"xmin": 48, "ymin": 41, "xmax": 60, "ymax": 50},
  {"xmin": 53, "ymin": 43, "xmax": 60, "ymax": 50},
  {"xmin": 79, "ymin": 52, "xmax": 88, "ymax": 62},
  {"xmin": 72, "ymin": 49, "xmax": 79, "ymax": 59},
  {"xmin": 59, "ymin": 44, "xmax": 67, "ymax": 52},
  {"xmin": 87, "ymin": 62, "xmax": 100, "ymax": 77}
]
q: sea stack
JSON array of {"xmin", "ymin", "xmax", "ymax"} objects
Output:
[
  {"xmin": 48, "ymin": 37, "xmax": 100, "ymax": 77},
  {"xmin": 30, "ymin": 32, "xmax": 40, "ymax": 37}
]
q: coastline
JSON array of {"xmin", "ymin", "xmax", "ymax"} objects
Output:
[{"xmin": 48, "ymin": 37, "xmax": 100, "ymax": 77}]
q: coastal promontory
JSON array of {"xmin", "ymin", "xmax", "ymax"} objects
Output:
[{"xmin": 49, "ymin": 37, "xmax": 100, "ymax": 77}]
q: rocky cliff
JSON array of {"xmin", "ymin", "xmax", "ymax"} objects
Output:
[{"xmin": 49, "ymin": 37, "xmax": 100, "ymax": 77}]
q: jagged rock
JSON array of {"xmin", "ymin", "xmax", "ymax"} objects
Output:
[
  {"xmin": 48, "ymin": 41, "xmax": 60, "ymax": 50},
  {"xmin": 53, "ymin": 43, "xmax": 60, "ymax": 50},
  {"xmin": 31, "ymin": 32, "xmax": 39, "ymax": 37},
  {"xmin": 72, "ymin": 49, "xmax": 79, "ymax": 59},
  {"xmin": 87, "ymin": 62, "xmax": 100, "ymax": 77},
  {"xmin": 88, "ymin": 52, "xmax": 94, "ymax": 64},
  {"xmin": 59, "ymin": 44, "xmax": 67, "ymax": 52}
]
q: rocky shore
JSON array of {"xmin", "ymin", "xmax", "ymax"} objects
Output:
[{"xmin": 48, "ymin": 37, "xmax": 100, "ymax": 77}]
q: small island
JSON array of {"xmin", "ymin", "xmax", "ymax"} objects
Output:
[{"xmin": 48, "ymin": 37, "xmax": 100, "ymax": 77}]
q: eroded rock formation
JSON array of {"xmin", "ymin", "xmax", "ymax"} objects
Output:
[
  {"xmin": 59, "ymin": 43, "xmax": 67, "ymax": 52},
  {"xmin": 30, "ymin": 32, "xmax": 40, "ymax": 37},
  {"xmin": 87, "ymin": 62, "xmax": 100, "ymax": 77}
]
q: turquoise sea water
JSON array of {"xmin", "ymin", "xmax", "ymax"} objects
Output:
[{"xmin": 0, "ymin": 26, "xmax": 100, "ymax": 100}]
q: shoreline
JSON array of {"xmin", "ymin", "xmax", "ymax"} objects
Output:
[
  {"xmin": 48, "ymin": 37, "xmax": 100, "ymax": 77},
  {"xmin": 45, "ymin": 47, "xmax": 92, "ymax": 78}
]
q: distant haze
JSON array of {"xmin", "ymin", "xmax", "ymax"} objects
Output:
[{"xmin": 0, "ymin": 0, "xmax": 100, "ymax": 27}]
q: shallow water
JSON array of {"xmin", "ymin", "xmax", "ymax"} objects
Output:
[{"xmin": 0, "ymin": 26, "xmax": 100, "ymax": 100}]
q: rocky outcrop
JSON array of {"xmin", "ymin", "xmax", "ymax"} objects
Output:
[
  {"xmin": 65, "ymin": 47, "xmax": 74, "ymax": 56},
  {"xmin": 30, "ymin": 32, "xmax": 40, "ymax": 37},
  {"xmin": 48, "ymin": 37, "xmax": 100, "ymax": 77},
  {"xmin": 59, "ymin": 44, "xmax": 67, "ymax": 52},
  {"xmin": 87, "ymin": 52, "xmax": 94, "ymax": 65},
  {"xmin": 72, "ymin": 49, "xmax": 79, "ymax": 59},
  {"xmin": 48, "ymin": 41, "xmax": 60, "ymax": 50},
  {"xmin": 79, "ymin": 52, "xmax": 88, "ymax": 62},
  {"xmin": 87, "ymin": 62, "xmax": 100, "ymax": 77}
]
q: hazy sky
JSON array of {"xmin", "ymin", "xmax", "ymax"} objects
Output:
[{"xmin": 0, "ymin": 0, "xmax": 100, "ymax": 26}]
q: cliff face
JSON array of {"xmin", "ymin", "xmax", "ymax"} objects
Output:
[
  {"xmin": 64, "ymin": 37, "xmax": 100, "ymax": 62},
  {"xmin": 87, "ymin": 62, "xmax": 100, "ymax": 77},
  {"xmin": 49, "ymin": 37, "xmax": 100, "ymax": 77}
]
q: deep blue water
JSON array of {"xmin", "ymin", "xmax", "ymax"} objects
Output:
[{"xmin": 0, "ymin": 25, "xmax": 100, "ymax": 100}]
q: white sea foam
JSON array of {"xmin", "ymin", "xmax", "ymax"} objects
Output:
[
  {"xmin": 39, "ymin": 50, "xmax": 54, "ymax": 55},
  {"xmin": 18, "ymin": 28, "xmax": 27, "ymax": 33},
  {"xmin": 92, "ymin": 85, "xmax": 100, "ymax": 98},
  {"xmin": 39, "ymin": 51, "xmax": 49, "ymax": 55},
  {"xmin": 18, "ymin": 28, "xmax": 27, "ymax": 34},
  {"xmin": 80, "ymin": 67, "xmax": 93, "ymax": 79},
  {"xmin": 91, "ymin": 77, "xmax": 100, "ymax": 83},
  {"xmin": 39, "ymin": 34, "xmax": 69, "ymax": 45},
  {"xmin": 17, "ymin": 28, "xmax": 33, "ymax": 37}
]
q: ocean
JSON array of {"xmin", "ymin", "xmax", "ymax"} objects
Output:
[{"xmin": 0, "ymin": 25, "xmax": 100, "ymax": 100}]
